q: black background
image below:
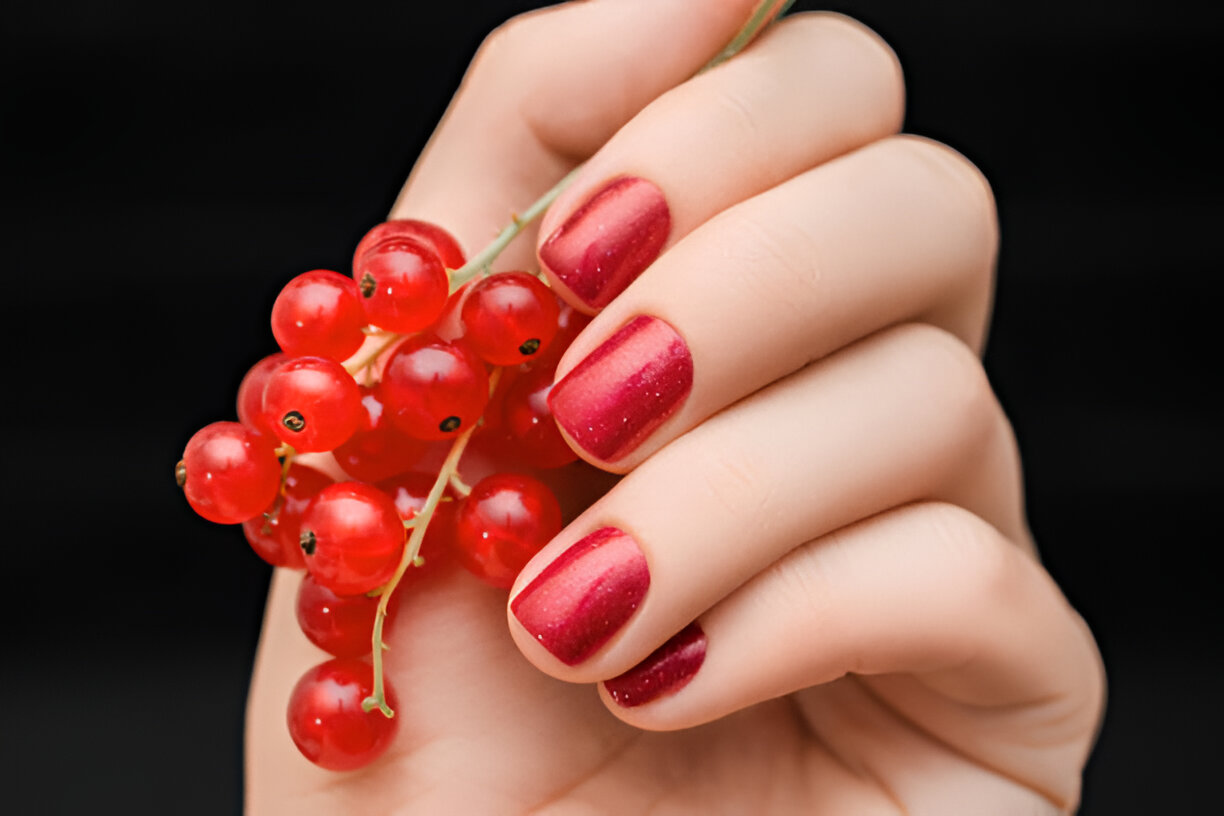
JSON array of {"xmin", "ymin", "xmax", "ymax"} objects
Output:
[{"xmin": 2, "ymin": 0, "xmax": 1219, "ymax": 812}]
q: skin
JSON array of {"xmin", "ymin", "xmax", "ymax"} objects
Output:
[{"xmin": 247, "ymin": 2, "xmax": 1106, "ymax": 813}]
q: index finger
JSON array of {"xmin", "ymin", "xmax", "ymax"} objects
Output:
[{"xmin": 386, "ymin": 0, "xmax": 771, "ymax": 271}]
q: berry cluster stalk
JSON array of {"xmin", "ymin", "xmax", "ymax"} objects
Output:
[{"xmin": 356, "ymin": 0, "xmax": 793, "ymax": 719}]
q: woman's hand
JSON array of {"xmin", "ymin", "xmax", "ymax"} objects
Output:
[{"xmin": 247, "ymin": 2, "xmax": 1105, "ymax": 812}]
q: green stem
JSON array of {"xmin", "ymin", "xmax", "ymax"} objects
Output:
[{"xmin": 445, "ymin": 0, "xmax": 792, "ymax": 289}]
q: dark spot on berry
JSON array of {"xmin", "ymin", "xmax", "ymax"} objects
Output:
[
  {"xmin": 359, "ymin": 271, "xmax": 376, "ymax": 298},
  {"xmin": 175, "ymin": 460, "xmax": 187, "ymax": 487},
  {"xmin": 300, "ymin": 530, "xmax": 317, "ymax": 556},
  {"xmin": 519, "ymin": 338, "xmax": 540, "ymax": 356},
  {"xmin": 282, "ymin": 411, "xmax": 306, "ymax": 432},
  {"xmin": 439, "ymin": 415, "xmax": 461, "ymax": 433}
]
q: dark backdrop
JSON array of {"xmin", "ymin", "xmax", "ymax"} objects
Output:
[{"xmin": 2, "ymin": 0, "xmax": 1219, "ymax": 812}]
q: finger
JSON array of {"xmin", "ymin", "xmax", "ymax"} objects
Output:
[
  {"xmin": 385, "ymin": 0, "xmax": 767, "ymax": 270},
  {"xmin": 508, "ymin": 324, "xmax": 1028, "ymax": 679},
  {"xmin": 547, "ymin": 134, "xmax": 998, "ymax": 469},
  {"xmin": 535, "ymin": 12, "xmax": 905, "ymax": 310},
  {"xmin": 596, "ymin": 502, "xmax": 1103, "ymax": 811}
]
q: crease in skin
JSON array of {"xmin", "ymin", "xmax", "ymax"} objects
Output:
[
  {"xmin": 526, "ymin": 729, "xmax": 644, "ymax": 815},
  {"xmin": 850, "ymin": 675, "xmax": 1073, "ymax": 813}
]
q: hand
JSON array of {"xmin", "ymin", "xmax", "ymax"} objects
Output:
[{"xmin": 247, "ymin": 2, "xmax": 1105, "ymax": 812}]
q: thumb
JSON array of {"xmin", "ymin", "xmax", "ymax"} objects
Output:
[{"xmin": 388, "ymin": 0, "xmax": 767, "ymax": 271}]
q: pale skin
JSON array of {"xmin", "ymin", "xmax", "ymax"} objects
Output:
[{"xmin": 246, "ymin": 1, "xmax": 1106, "ymax": 813}]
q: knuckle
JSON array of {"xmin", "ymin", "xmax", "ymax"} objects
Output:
[
  {"xmin": 712, "ymin": 208, "xmax": 825, "ymax": 324},
  {"xmin": 893, "ymin": 322, "xmax": 1001, "ymax": 448},
  {"xmin": 915, "ymin": 501, "xmax": 1013, "ymax": 609},
  {"xmin": 799, "ymin": 12, "xmax": 906, "ymax": 124},
  {"xmin": 892, "ymin": 135, "xmax": 1000, "ymax": 264}
]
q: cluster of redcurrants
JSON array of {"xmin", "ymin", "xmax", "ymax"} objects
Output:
[{"xmin": 177, "ymin": 219, "xmax": 588, "ymax": 770}]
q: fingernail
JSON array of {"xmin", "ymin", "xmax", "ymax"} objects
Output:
[
  {"xmin": 539, "ymin": 176, "xmax": 670, "ymax": 309},
  {"xmin": 511, "ymin": 527, "xmax": 649, "ymax": 666},
  {"xmin": 604, "ymin": 621, "xmax": 706, "ymax": 708},
  {"xmin": 547, "ymin": 315, "xmax": 693, "ymax": 462}
]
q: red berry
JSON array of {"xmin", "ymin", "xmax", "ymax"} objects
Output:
[
  {"xmin": 270, "ymin": 270, "xmax": 366, "ymax": 362},
  {"xmin": 500, "ymin": 366, "xmax": 578, "ymax": 469},
  {"xmin": 286, "ymin": 658, "xmax": 398, "ymax": 771},
  {"xmin": 452, "ymin": 473, "xmax": 561, "ymax": 588},
  {"xmin": 461, "ymin": 272, "xmax": 561, "ymax": 366},
  {"xmin": 236, "ymin": 352, "xmax": 287, "ymax": 437},
  {"xmin": 261, "ymin": 356, "xmax": 362, "ymax": 452},
  {"xmin": 379, "ymin": 335, "xmax": 489, "ymax": 440},
  {"xmin": 243, "ymin": 464, "xmax": 333, "ymax": 569},
  {"xmin": 353, "ymin": 238, "xmax": 448, "ymax": 333},
  {"xmin": 300, "ymin": 482, "xmax": 405, "ymax": 595},
  {"xmin": 332, "ymin": 386, "xmax": 431, "ymax": 483},
  {"xmin": 530, "ymin": 301, "xmax": 592, "ymax": 370},
  {"xmin": 353, "ymin": 219, "xmax": 466, "ymax": 271},
  {"xmin": 178, "ymin": 422, "xmax": 281, "ymax": 525},
  {"xmin": 295, "ymin": 573, "xmax": 397, "ymax": 658}
]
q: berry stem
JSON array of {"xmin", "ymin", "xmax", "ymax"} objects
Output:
[
  {"xmin": 360, "ymin": 369, "xmax": 503, "ymax": 717},
  {"xmin": 445, "ymin": 0, "xmax": 791, "ymax": 293},
  {"xmin": 343, "ymin": 332, "xmax": 403, "ymax": 376},
  {"xmin": 447, "ymin": 166, "xmax": 582, "ymax": 292}
]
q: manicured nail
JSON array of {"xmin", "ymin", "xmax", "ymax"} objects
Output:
[
  {"xmin": 539, "ymin": 176, "xmax": 670, "ymax": 309},
  {"xmin": 604, "ymin": 621, "xmax": 706, "ymax": 708},
  {"xmin": 547, "ymin": 315, "xmax": 692, "ymax": 462},
  {"xmin": 511, "ymin": 527, "xmax": 649, "ymax": 666}
]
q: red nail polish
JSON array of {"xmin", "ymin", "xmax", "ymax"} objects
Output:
[
  {"xmin": 547, "ymin": 315, "xmax": 692, "ymax": 462},
  {"xmin": 539, "ymin": 176, "xmax": 670, "ymax": 309},
  {"xmin": 511, "ymin": 527, "xmax": 649, "ymax": 666},
  {"xmin": 604, "ymin": 622, "xmax": 706, "ymax": 708}
]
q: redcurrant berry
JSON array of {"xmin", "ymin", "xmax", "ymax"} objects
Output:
[
  {"xmin": 353, "ymin": 237, "xmax": 448, "ymax": 333},
  {"xmin": 300, "ymin": 482, "xmax": 404, "ymax": 595},
  {"xmin": 461, "ymin": 272, "xmax": 561, "ymax": 366},
  {"xmin": 270, "ymin": 269, "xmax": 366, "ymax": 361},
  {"xmin": 353, "ymin": 219, "xmax": 466, "ymax": 271},
  {"xmin": 242, "ymin": 463, "xmax": 333, "ymax": 569},
  {"xmin": 286, "ymin": 658, "xmax": 398, "ymax": 771},
  {"xmin": 332, "ymin": 386, "xmax": 431, "ymax": 483},
  {"xmin": 500, "ymin": 366, "xmax": 578, "ymax": 469},
  {"xmin": 178, "ymin": 422, "xmax": 281, "ymax": 525},
  {"xmin": 452, "ymin": 473, "xmax": 561, "ymax": 588},
  {"xmin": 261, "ymin": 356, "xmax": 362, "ymax": 452},
  {"xmin": 236, "ymin": 352, "xmax": 287, "ymax": 438},
  {"xmin": 379, "ymin": 335, "xmax": 489, "ymax": 440},
  {"xmin": 530, "ymin": 301, "xmax": 592, "ymax": 370},
  {"xmin": 295, "ymin": 573, "xmax": 397, "ymax": 658}
]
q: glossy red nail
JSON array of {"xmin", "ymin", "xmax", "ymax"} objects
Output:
[
  {"xmin": 539, "ymin": 176, "xmax": 670, "ymax": 309},
  {"xmin": 604, "ymin": 621, "xmax": 706, "ymax": 708},
  {"xmin": 547, "ymin": 315, "xmax": 692, "ymax": 462},
  {"xmin": 510, "ymin": 527, "xmax": 649, "ymax": 666}
]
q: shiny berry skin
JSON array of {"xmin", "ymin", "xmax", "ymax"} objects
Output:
[
  {"xmin": 243, "ymin": 464, "xmax": 333, "ymax": 569},
  {"xmin": 236, "ymin": 352, "xmax": 287, "ymax": 437},
  {"xmin": 300, "ymin": 482, "xmax": 405, "ymax": 595},
  {"xmin": 353, "ymin": 219, "xmax": 466, "ymax": 271},
  {"xmin": 353, "ymin": 238, "xmax": 448, "ymax": 333},
  {"xmin": 461, "ymin": 272, "xmax": 561, "ymax": 366},
  {"xmin": 501, "ymin": 366, "xmax": 578, "ymax": 469},
  {"xmin": 261, "ymin": 356, "xmax": 362, "ymax": 452},
  {"xmin": 452, "ymin": 473, "xmax": 562, "ymax": 588},
  {"xmin": 286, "ymin": 658, "xmax": 398, "ymax": 771},
  {"xmin": 530, "ymin": 301, "xmax": 592, "ymax": 370},
  {"xmin": 178, "ymin": 422, "xmax": 281, "ymax": 524},
  {"xmin": 332, "ymin": 386, "xmax": 430, "ymax": 483},
  {"xmin": 270, "ymin": 270, "xmax": 367, "ymax": 362},
  {"xmin": 296, "ymin": 573, "xmax": 398, "ymax": 658},
  {"xmin": 379, "ymin": 335, "xmax": 489, "ymax": 440}
]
